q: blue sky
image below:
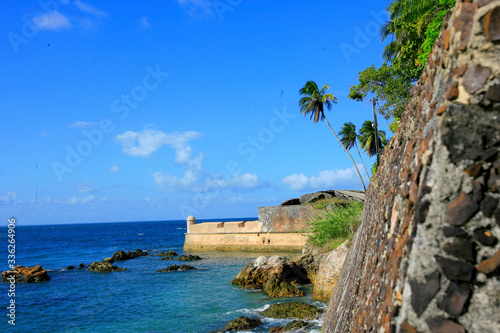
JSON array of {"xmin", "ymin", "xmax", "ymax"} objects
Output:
[{"xmin": 1, "ymin": 0, "xmax": 392, "ymax": 225}]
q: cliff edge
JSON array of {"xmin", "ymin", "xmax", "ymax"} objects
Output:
[{"xmin": 323, "ymin": 1, "xmax": 500, "ymax": 332}]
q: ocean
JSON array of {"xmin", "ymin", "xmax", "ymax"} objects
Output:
[{"xmin": 0, "ymin": 219, "xmax": 325, "ymax": 333}]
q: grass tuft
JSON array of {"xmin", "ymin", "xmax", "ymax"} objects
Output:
[{"xmin": 307, "ymin": 201, "xmax": 364, "ymax": 248}]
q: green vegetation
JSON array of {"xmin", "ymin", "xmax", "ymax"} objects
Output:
[
  {"xmin": 299, "ymin": 81, "xmax": 367, "ymax": 192},
  {"xmin": 350, "ymin": 0, "xmax": 457, "ymax": 123},
  {"xmin": 308, "ymin": 197, "xmax": 349, "ymax": 210},
  {"xmin": 339, "ymin": 122, "xmax": 371, "ymax": 179},
  {"xmin": 371, "ymin": 161, "xmax": 379, "ymax": 179},
  {"xmin": 359, "ymin": 120, "xmax": 387, "ymax": 157},
  {"xmin": 348, "ymin": 63, "xmax": 412, "ymax": 120},
  {"xmin": 307, "ymin": 201, "xmax": 364, "ymax": 248}
]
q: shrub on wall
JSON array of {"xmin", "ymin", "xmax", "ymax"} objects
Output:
[{"xmin": 307, "ymin": 202, "xmax": 364, "ymax": 248}]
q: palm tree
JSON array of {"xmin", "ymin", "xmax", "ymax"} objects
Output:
[
  {"xmin": 359, "ymin": 120, "xmax": 387, "ymax": 158},
  {"xmin": 339, "ymin": 122, "xmax": 371, "ymax": 179},
  {"xmin": 299, "ymin": 81, "xmax": 367, "ymax": 192}
]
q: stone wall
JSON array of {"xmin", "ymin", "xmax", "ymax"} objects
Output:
[
  {"xmin": 323, "ymin": 1, "xmax": 500, "ymax": 332},
  {"xmin": 258, "ymin": 205, "xmax": 316, "ymax": 232},
  {"xmin": 184, "ymin": 232, "xmax": 307, "ymax": 252}
]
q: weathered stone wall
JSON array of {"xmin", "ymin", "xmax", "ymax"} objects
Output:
[
  {"xmin": 324, "ymin": 1, "xmax": 500, "ymax": 332},
  {"xmin": 258, "ymin": 205, "xmax": 316, "ymax": 232},
  {"xmin": 184, "ymin": 232, "xmax": 307, "ymax": 252}
]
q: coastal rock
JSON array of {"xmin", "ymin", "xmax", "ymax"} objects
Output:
[
  {"xmin": 79, "ymin": 263, "xmax": 85, "ymax": 268},
  {"xmin": 292, "ymin": 253, "xmax": 322, "ymax": 284},
  {"xmin": 128, "ymin": 249, "xmax": 148, "ymax": 258},
  {"xmin": 87, "ymin": 261, "xmax": 125, "ymax": 273},
  {"xmin": 270, "ymin": 320, "xmax": 316, "ymax": 332},
  {"xmin": 231, "ymin": 256, "xmax": 309, "ymax": 297},
  {"xmin": 111, "ymin": 249, "xmax": 148, "ymax": 261},
  {"xmin": 312, "ymin": 241, "xmax": 348, "ymax": 301},
  {"xmin": 111, "ymin": 250, "xmax": 133, "ymax": 261},
  {"xmin": 102, "ymin": 257, "xmax": 114, "ymax": 264},
  {"xmin": 2, "ymin": 265, "xmax": 50, "ymax": 283},
  {"xmin": 159, "ymin": 254, "xmax": 201, "ymax": 261},
  {"xmin": 216, "ymin": 316, "xmax": 262, "ymax": 332},
  {"xmin": 299, "ymin": 191, "xmax": 334, "ymax": 204},
  {"xmin": 157, "ymin": 264, "xmax": 196, "ymax": 272},
  {"xmin": 260, "ymin": 302, "xmax": 323, "ymax": 320},
  {"xmin": 66, "ymin": 266, "xmax": 76, "ymax": 270},
  {"xmin": 280, "ymin": 198, "xmax": 301, "ymax": 206},
  {"xmin": 157, "ymin": 251, "xmax": 177, "ymax": 257},
  {"xmin": 177, "ymin": 254, "xmax": 201, "ymax": 261}
]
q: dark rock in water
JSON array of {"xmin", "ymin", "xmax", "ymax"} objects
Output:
[
  {"xmin": 232, "ymin": 256, "xmax": 309, "ymax": 297},
  {"xmin": 79, "ymin": 263, "xmax": 85, "ymax": 269},
  {"xmin": 129, "ymin": 249, "xmax": 148, "ymax": 258},
  {"xmin": 281, "ymin": 320, "xmax": 315, "ymax": 331},
  {"xmin": 111, "ymin": 249, "xmax": 148, "ymax": 261},
  {"xmin": 216, "ymin": 316, "xmax": 262, "ymax": 332},
  {"xmin": 87, "ymin": 261, "xmax": 125, "ymax": 273},
  {"xmin": 157, "ymin": 264, "xmax": 196, "ymax": 272},
  {"xmin": 280, "ymin": 198, "xmax": 301, "ymax": 206},
  {"xmin": 260, "ymin": 302, "xmax": 323, "ymax": 320},
  {"xmin": 177, "ymin": 255, "xmax": 201, "ymax": 261},
  {"xmin": 112, "ymin": 250, "xmax": 133, "ymax": 261},
  {"xmin": 102, "ymin": 257, "xmax": 114, "ymax": 264},
  {"xmin": 158, "ymin": 250, "xmax": 177, "ymax": 256},
  {"xmin": 159, "ymin": 257, "xmax": 176, "ymax": 261},
  {"xmin": 2, "ymin": 265, "xmax": 50, "ymax": 283},
  {"xmin": 66, "ymin": 266, "xmax": 76, "ymax": 270}
]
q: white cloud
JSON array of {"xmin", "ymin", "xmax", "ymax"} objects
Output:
[
  {"xmin": 74, "ymin": 1, "xmax": 107, "ymax": 17},
  {"xmin": 67, "ymin": 195, "xmax": 95, "ymax": 204},
  {"xmin": 33, "ymin": 11, "xmax": 72, "ymax": 31},
  {"xmin": 68, "ymin": 121, "xmax": 96, "ymax": 128},
  {"xmin": 212, "ymin": 173, "xmax": 261, "ymax": 189},
  {"xmin": 115, "ymin": 130, "xmax": 203, "ymax": 158},
  {"xmin": 75, "ymin": 181, "xmax": 97, "ymax": 193},
  {"xmin": 108, "ymin": 165, "xmax": 119, "ymax": 173},
  {"xmin": 67, "ymin": 197, "xmax": 78, "ymax": 205},
  {"xmin": 226, "ymin": 195, "xmax": 277, "ymax": 204},
  {"xmin": 0, "ymin": 192, "xmax": 17, "ymax": 205},
  {"xmin": 282, "ymin": 167, "xmax": 359, "ymax": 191},
  {"xmin": 139, "ymin": 17, "xmax": 150, "ymax": 28},
  {"xmin": 81, "ymin": 195, "xmax": 95, "ymax": 203}
]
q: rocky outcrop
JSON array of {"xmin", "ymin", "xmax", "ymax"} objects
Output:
[
  {"xmin": 231, "ymin": 256, "xmax": 309, "ymax": 297},
  {"xmin": 270, "ymin": 320, "xmax": 316, "ymax": 332},
  {"xmin": 157, "ymin": 264, "xmax": 196, "ymax": 272},
  {"xmin": 215, "ymin": 316, "xmax": 262, "ymax": 332},
  {"xmin": 260, "ymin": 302, "xmax": 323, "ymax": 320},
  {"xmin": 323, "ymin": 1, "xmax": 500, "ymax": 332},
  {"xmin": 280, "ymin": 198, "xmax": 301, "ymax": 206},
  {"xmin": 87, "ymin": 261, "xmax": 125, "ymax": 273},
  {"xmin": 312, "ymin": 242, "xmax": 348, "ymax": 301},
  {"xmin": 159, "ymin": 254, "xmax": 201, "ymax": 261},
  {"xmin": 2, "ymin": 265, "xmax": 50, "ymax": 283},
  {"xmin": 157, "ymin": 251, "xmax": 177, "ymax": 257},
  {"xmin": 111, "ymin": 249, "xmax": 148, "ymax": 261}
]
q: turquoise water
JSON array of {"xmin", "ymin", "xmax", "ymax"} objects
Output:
[{"xmin": 0, "ymin": 220, "xmax": 325, "ymax": 332}]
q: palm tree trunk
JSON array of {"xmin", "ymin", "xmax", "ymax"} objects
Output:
[
  {"xmin": 323, "ymin": 116, "xmax": 367, "ymax": 192},
  {"xmin": 355, "ymin": 142, "xmax": 371, "ymax": 179}
]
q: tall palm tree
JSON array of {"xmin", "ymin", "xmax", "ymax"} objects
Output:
[
  {"xmin": 359, "ymin": 120, "xmax": 388, "ymax": 157},
  {"xmin": 299, "ymin": 81, "xmax": 367, "ymax": 192},
  {"xmin": 339, "ymin": 122, "xmax": 371, "ymax": 179}
]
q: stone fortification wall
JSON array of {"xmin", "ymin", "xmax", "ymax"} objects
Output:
[
  {"xmin": 258, "ymin": 205, "xmax": 316, "ymax": 232},
  {"xmin": 187, "ymin": 220, "xmax": 260, "ymax": 234},
  {"xmin": 184, "ymin": 232, "xmax": 307, "ymax": 252},
  {"xmin": 324, "ymin": 1, "xmax": 500, "ymax": 332}
]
